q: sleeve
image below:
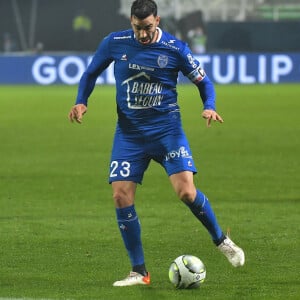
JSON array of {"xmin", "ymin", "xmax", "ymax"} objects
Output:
[
  {"xmin": 75, "ymin": 35, "xmax": 114, "ymax": 106},
  {"xmin": 179, "ymin": 44, "xmax": 216, "ymax": 111}
]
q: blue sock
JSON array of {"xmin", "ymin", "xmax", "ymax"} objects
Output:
[
  {"xmin": 187, "ymin": 189, "xmax": 225, "ymax": 245},
  {"xmin": 116, "ymin": 205, "xmax": 145, "ymax": 267}
]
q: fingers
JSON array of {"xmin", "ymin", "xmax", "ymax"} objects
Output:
[
  {"xmin": 206, "ymin": 117, "xmax": 212, "ymax": 127},
  {"xmin": 215, "ymin": 113, "xmax": 224, "ymax": 123},
  {"xmin": 68, "ymin": 108, "xmax": 77, "ymax": 123},
  {"xmin": 202, "ymin": 110, "xmax": 224, "ymax": 127},
  {"xmin": 68, "ymin": 107, "xmax": 82, "ymax": 123},
  {"xmin": 68, "ymin": 105, "xmax": 87, "ymax": 124}
]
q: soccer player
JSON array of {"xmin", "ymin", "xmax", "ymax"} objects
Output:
[{"xmin": 69, "ymin": 0, "xmax": 245, "ymax": 287}]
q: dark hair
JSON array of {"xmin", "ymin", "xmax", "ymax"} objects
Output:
[{"xmin": 131, "ymin": 0, "xmax": 157, "ymax": 19}]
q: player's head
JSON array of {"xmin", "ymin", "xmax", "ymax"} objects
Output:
[
  {"xmin": 131, "ymin": 0, "xmax": 157, "ymax": 19},
  {"xmin": 130, "ymin": 0, "xmax": 160, "ymax": 45}
]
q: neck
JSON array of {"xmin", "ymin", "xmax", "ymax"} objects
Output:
[{"xmin": 153, "ymin": 29, "xmax": 158, "ymax": 43}]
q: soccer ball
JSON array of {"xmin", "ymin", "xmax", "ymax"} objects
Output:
[{"xmin": 168, "ymin": 255, "xmax": 206, "ymax": 289}]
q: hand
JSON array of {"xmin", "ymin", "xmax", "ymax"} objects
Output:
[
  {"xmin": 202, "ymin": 109, "xmax": 224, "ymax": 127},
  {"xmin": 68, "ymin": 104, "xmax": 87, "ymax": 124}
]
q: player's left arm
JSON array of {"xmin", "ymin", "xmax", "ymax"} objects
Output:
[
  {"xmin": 196, "ymin": 75, "xmax": 224, "ymax": 127},
  {"xmin": 179, "ymin": 45, "xmax": 223, "ymax": 127}
]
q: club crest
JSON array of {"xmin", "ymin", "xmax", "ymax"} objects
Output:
[{"xmin": 157, "ymin": 55, "xmax": 168, "ymax": 68}]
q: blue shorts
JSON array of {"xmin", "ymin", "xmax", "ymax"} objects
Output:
[{"xmin": 109, "ymin": 128, "xmax": 197, "ymax": 184}]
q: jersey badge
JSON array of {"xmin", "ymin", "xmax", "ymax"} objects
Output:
[{"xmin": 157, "ymin": 55, "xmax": 168, "ymax": 68}]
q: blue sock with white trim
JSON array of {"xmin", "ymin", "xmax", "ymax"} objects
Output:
[
  {"xmin": 187, "ymin": 189, "xmax": 225, "ymax": 245},
  {"xmin": 116, "ymin": 205, "xmax": 145, "ymax": 269}
]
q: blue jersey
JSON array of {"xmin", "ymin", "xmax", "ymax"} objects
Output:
[{"xmin": 76, "ymin": 27, "xmax": 216, "ymax": 135}]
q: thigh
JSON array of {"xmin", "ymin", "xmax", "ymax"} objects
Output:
[
  {"xmin": 153, "ymin": 132, "xmax": 198, "ymax": 176},
  {"xmin": 169, "ymin": 171, "xmax": 196, "ymax": 202},
  {"xmin": 109, "ymin": 132, "xmax": 151, "ymax": 184}
]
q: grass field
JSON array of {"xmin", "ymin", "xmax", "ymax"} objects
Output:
[{"xmin": 0, "ymin": 84, "xmax": 299, "ymax": 300}]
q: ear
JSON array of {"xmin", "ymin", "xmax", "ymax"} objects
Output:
[{"xmin": 156, "ymin": 16, "xmax": 161, "ymax": 25}]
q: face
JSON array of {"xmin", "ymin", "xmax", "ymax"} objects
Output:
[{"xmin": 131, "ymin": 14, "xmax": 160, "ymax": 45}]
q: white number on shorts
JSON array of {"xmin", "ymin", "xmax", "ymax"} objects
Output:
[{"xmin": 110, "ymin": 161, "xmax": 131, "ymax": 178}]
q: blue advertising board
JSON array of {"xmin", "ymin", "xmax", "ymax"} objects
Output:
[{"xmin": 0, "ymin": 53, "xmax": 299, "ymax": 84}]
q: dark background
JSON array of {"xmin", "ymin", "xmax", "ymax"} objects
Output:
[{"xmin": 1, "ymin": 0, "xmax": 299, "ymax": 53}]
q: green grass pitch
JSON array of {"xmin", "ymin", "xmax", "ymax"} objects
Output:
[{"xmin": 0, "ymin": 84, "xmax": 299, "ymax": 300}]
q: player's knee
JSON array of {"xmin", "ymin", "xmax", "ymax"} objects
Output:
[
  {"xmin": 112, "ymin": 190, "xmax": 125, "ymax": 206},
  {"xmin": 112, "ymin": 189, "xmax": 134, "ymax": 208},
  {"xmin": 177, "ymin": 189, "xmax": 196, "ymax": 204}
]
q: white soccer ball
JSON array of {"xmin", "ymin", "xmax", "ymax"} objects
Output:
[{"xmin": 168, "ymin": 255, "xmax": 206, "ymax": 289}]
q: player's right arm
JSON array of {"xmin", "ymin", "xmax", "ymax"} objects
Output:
[
  {"xmin": 69, "ymin": 35, "xmax": 113, "ymax": 123},
  {"xmin": 68, "ymin": 104, "xmax": 87, "ymax": 123}
]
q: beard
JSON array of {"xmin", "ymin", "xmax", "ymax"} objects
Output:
[{"xmin": 138, "ymin": 30, "xmax": 156, "ymax": 45}]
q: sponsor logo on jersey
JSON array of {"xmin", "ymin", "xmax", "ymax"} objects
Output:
[
  {"xmin": 161, "ymin": 40, "xmax": 180, "ymax": 50},
  {"xmin": 121, "ymin": 54, "xmax": 127, "ymax": 61},
  {"xmin": 129, "ymin": 63, "xmax": 155, "ymax": 71},
  {"xmin": 121, "ymin": 72, "xmax": 164, "ymax": 109},
  {"xmin": 165, "ymin": 146, "xmax": 193, "ymax": 161},
  {"xmin": 187, "ymin": 53, "xmax": 198, "ymax": 68},
  {"xmin": 157, "ymin": 55, "xmax": 168, "ymax": 68},
  {"xmin": 114, "ymin": 35, "xmax": 131, "ymax": 40}
]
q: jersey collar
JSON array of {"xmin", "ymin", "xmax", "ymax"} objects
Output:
[{"xmin": 156, "ymin": 27, "xmax": 162, "ymax": 43}]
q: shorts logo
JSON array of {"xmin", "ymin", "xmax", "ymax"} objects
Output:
[
  {"xmin": 165, "ymin": 146, "xmax": 192, "ymax": 161},
  {"xmin": 157, "ymin": 55, "xmax": 168, "ymax": 68}
]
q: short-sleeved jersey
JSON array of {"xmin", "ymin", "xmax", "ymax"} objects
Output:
[{"xmin": 76, "ymin": 27, "xmax": 215, "ymax": 135}]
